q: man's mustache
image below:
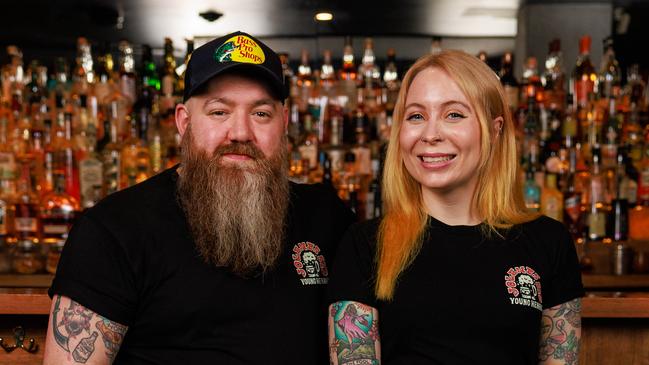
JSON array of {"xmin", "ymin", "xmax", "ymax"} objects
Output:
[{"xmin": 211, "ymin": 142, "xmax": 265, "ymax": 161}]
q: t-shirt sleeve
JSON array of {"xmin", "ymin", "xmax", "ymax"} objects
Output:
[
  {"xmin": 48, "ymin": 214, "xmax": 138, "ymax": 325},
  {"xmin": 327, "ymin": 222, "xmax": 377, "ymax": 308},
  {"xmin": 541, "ymin": 220, "xmax": 585, "ymax": 309}
]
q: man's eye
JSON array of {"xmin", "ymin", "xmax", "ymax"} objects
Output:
[
  {"xmin": 209, "ymin": 110, "xmax": 226, "ymax": 116},
  {"xmin": 255, "ymin": 111, "xmax": 270, "ymax": 118}
]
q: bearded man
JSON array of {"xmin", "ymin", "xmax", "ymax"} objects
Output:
[{"xmin": 44, "ymin": 31, "xmax": 355, "ymax": 365}]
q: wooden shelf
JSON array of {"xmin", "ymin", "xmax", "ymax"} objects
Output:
[
  {"xmin": 0, "ymin": 288, "xmax": 50, "ymax": 315},
  {"xmin": 583, "ymin": 292, "xmax": 649, "ymax": 318},
  {"xmin": 0, "ymin": 274, "xmax": 53, "ymax": 288},
  {"xmin": 583, "ymin": 274, "xmax": 649, "ymax": 289}
]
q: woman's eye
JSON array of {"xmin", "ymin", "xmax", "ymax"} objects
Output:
[
  {"xmin": 447, "ymin": 112, "xmax": 466, "ymax": 119},
  {"xmin": 406, "ymin": 113, "xmax": 424, "ymax": 121}
]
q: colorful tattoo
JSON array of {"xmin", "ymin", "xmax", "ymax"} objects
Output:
[
  {"xmin": 51, "ymin": 295, "xmax": 128, "ymax": 363},
  {"xmin": 329, "ymin": 301, "xmax": 380, "ymax": 365},
  {"xmin": 96, "ymin": 320, "xmax": 127, "ymax": 360},
  {"xmin": 538, "ymin": 298, "xmax": 581, "ymax": 365}
]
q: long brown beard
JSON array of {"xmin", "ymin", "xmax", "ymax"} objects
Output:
[{"xmin": 177, "ymin": 125, "xmax": 289, "ymax": 276}]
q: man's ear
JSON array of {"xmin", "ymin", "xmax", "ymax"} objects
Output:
[{"xmin": 175, "ymin": 103, "xmax": 191, "ymax": 137}]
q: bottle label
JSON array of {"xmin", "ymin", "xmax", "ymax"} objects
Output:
[
  {"xmin": 588, "ymin": 211, "xmax": 606, "ymax": 239},
  {"xmin": 15, "ymin": 217, "xmax": 37, "ymax": 232},
  {"xmin": 503, "ymin": 85, "xmax": 519, "ymax": 109},
  {"xmin": 575, "ymin": 79, "xmax": 595, "ymax": 105},
  {"xmin": 0, "ymin": 152, "xmax": 16, "ymax": 179},
  {"xmin": 79, "ymin": 158, "xmax": 103, "ymax": 207},
  {"xmin": 564, "ymin": 195, "xmax": 582, "ymax": 222},
  {"xmin": 297, "ymin": 145, "xmax": 318, "ymax": 170},
  {"xmin": 638, "ymin": 170, "xmax": 649, "ymax": 200},
  {"xmin": 43, "ymin": 224, "xmax": 69, "ymax": 235}
]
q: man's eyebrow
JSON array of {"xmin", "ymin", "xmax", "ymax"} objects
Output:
[
  {"xmin": 202, "ymin": 97, "xmax": 278, "ymax": 110},
  {"xmin": 251, "ymin": 98, "xmax": 279, "ymax": 110},
  {"xmin": 203, "ymin": 97, "xmax": 233, "ymax": 108}
]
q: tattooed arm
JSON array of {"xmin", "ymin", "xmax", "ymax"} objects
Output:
[
  {"xmin": 538, "ymin": 298, "xmax": 581, "ymax": 365},
  {"xmin": 43, "ymin": 295, "xmax": 128, "ymax": 365},
  {"xmin": 328, "ymin": 301, "xmax": 380, "ymax": 365}
]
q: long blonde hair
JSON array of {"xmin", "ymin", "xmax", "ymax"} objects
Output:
[{"xmin": 376, "ymin": 50, "xmax": 537, "ymax": 300}]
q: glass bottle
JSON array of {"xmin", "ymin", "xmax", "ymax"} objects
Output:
[
  {"xmin": 141, "ymin": 44, "xmax": 161, "ymax": 92},
  {"xmin": 12, "ymin": 164, "xmax": 40, "ymax": 241},
  {"xmin": 598, "ymin": 36, "xmax": 621, "ymax": 101},
  {"xmin": 572, "ymin": 35, "xmax": 596, "ymax": 108},
  {"xmin": 41, "ymin": 172, "xmax": 80, "ymax": 241},
  {"xmin": 383, "ymin": 48, "xmax": 400, "ymax": 114},
  {"xmin": 542, "ymin": 39, "xmax": 565, "ymax": 110},
  {"xmin": 12, "ymin": 237, "xmax": 42, "ymax": 274},
  {"xmin": 72, "ymin": 37, "xmax": 94, "ymax": 98},
  {"xmin": 296, "ymin": 49, "xmax": 313, "ymax": 112},
  {"xmin": 587, "ymin": 148, "xmax": 607, "ymax": 241},
  {"xmin": 542, "ymin": 173, "xmax": 563, "ymax": 222},
  {"xmin": 175, "ymin": 38, "xmax": 194, "ymax": 100},
  {"xmin": 102, "ymin": 115, "xmax": 121, "ymax": 196},
  {"xmin": 93, "ymin": 43, "xmax": 114, "ymax": 106},
  {"xmin": 161, "ymin": 37, "xmax": 178, "ymax": 99},
  {"xmin": 563, "ymin": 152, "xmax": 584, "ymax": 242},
  {"xmin": 339, "ymin": 36, "xmax": 357, "ymax": 109},
  {"xmin": 499, "ymin": 51, "xmax": 519, "ymax": 111},
  {"xmin": 320, "ymin": 50, "xmax": 336, "ymax": 96},
  {"xmin": 523, "ymin": 169, "xmax": 541, "ymax": 213},
  {"xmin": 118, "ymin": 40, "xmax": 137, "ymax": 106}
]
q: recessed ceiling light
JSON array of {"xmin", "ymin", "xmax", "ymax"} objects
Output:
[{"xmin": 315, "ymin": 12, "xmax": 333, "ymax": 21}]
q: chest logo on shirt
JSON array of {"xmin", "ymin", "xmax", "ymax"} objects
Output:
[
  {"xmin": 292, "ymin": 241, "xmax": 328, "ymax": 285},
  {"xmin": 505, "ymin": 266, "xmax": 543, "ymax": 311}
]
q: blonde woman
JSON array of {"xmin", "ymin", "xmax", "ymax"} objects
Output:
[{"xmin": 327, "ymin": 50, "xmax": 583, "ymax": 365}]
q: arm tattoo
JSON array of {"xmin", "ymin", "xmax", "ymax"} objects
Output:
[
  {"xmin": 329, "ymin": 301, "xmax": 380, "ymax": 365},
  {"xmin": 51, "ymin": 295, "xmax": 128, "ymax": 363},
  {"xmin": 538, "ymin": 298, "xmax": 581, "ymax": 365}
]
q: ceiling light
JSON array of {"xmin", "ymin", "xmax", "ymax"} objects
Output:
[{"xmin": 315, "ymin": 12, "xmax": 333, "ymax": 21}]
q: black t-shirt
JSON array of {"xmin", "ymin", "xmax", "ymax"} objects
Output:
[
  {"xmin": 49, "ymin": 167, "xmax": 355, "ymax": 365},
  {"xmin": 328, "ymin": 215, "xmax": 585, "ymax": 365}
]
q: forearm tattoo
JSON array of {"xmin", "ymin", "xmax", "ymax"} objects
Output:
[
  {"xmin": 538, "ymin": 298, "xmax": 581, "ymax": 365},
  {"xmin": 52, "ymin": 295, "xmax": 128, "ymax": 363},
  {"xmin": 329, "ymin": 301, "xmax": 380, "ymax": 365}
]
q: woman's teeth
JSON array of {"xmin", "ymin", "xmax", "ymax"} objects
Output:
[{"xmin": 421, "ymin": 155, "xmax": 454, "ymax": 163}]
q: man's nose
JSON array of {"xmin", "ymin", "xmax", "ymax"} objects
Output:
[{"xmin": 227, "ymin": 113, "xmax": 253, "ymax": 142}]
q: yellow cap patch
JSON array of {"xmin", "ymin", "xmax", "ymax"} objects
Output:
[{"xmin": 214, "ymin": 35, "xmax": 265, "ymax": 65}]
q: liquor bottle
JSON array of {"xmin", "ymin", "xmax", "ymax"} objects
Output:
[
  {"xmin": 522, "ymin": 94, "xmax": 540, "ymax": 174},
  {"xmin": 141, "ymin": 44, "xmax": 161, "ymax": 92},
  {"xmin": 523, "ymin": 169, "xmax": 541, "ymax": 213},
  {"xmin": 623, "ymin": 102, "xmax": 643, "ymax": 169},
  {"xmin": 118, "ymin": 40, "xmax": 137, "ymax": 106},
  {"xmin": 617, "ymin": 147, "xmax": 638, "ymax": 205},
  {"xmin": 358, "ymin": 38, "xmax": 381, "ymax": 108},
  {"xmin": 383, "ymin": 48, "xmax": 400, "ymax": 114},
  {"xmin": 120, "ymin": 112, "xmax": 151, "ymax": 188},
  {"xmin": 602, "ymin": 98, "xmax": 619, "ymax": 169},
  {"xmin": 296, "ymin": 49, "xmax": 313, "ymax": 112},
  {"xmin": 93, "ymin": 43, "xmax": 114, "ymax": 106},
  {"xmin": 572, "ymin": 35, "xmax": 596, "ymax": 108},
  {"xmin": 321, "ymin": 151, "xmax": 333, "ymax": 188},
  {"xmin": 499, "ymin": 52, "xmax": 519, "ymax": 111},
  {"xmin": 102, "ymin": 115, "xmax": 121, "ymax": 196},
  {"xmin": 160, "ymin": 37, "xmax": 178, "ymax": 108},
  {"xmin": 72, "ymin": 37, "xmax": 94, "ymax": 98},
  {"xmin": 430, "ymin": 36, "xmax": 442, "ymax": 55},
  {"xmin": 72, "ymin": 332, "xmax": 98, "ymax": 363},
  {"xmin": 587, "ymin": 147, "xmax": 607, "ymax": 241},
  {"xmin": 563, "ymin": 153, "xmax": 584, "ymax": 242},
  {"xmin": 40, "ymin": 172, "xmax": 80, "ymax": 241},
  {"xmin": 520, "ymin": 57, "xmax": 542, "ymax": 105},
  {"xmin": 12, "ymin": 165, "xmax": 40, "ymax": 241},
  {"xmin": 365, "ymin": 159, "xmax": 381, "ymax": 220},
  {"xmin": 598, "ymin": 36, "xmax": 621, "ymax": 101},
  {"xmin": 541, "ymin": 39, "xmax": 565, "ymax": 109},
  {"xmin": 175, "ymin": 38, "xmax": 194, "ymax": 98},
  {"xmin": 297, "ymin": 114, "xmax": 318, "ymax": 171},
  {"xmin": 541, "ymin": 173, "xmax": 563, "ymax": 222},
  {"xmin": 0, "ymin": 173, "xmax": 16, "ymax": 244},
  {"xmin": 622, "ymin": 64, "xmax": 646, "ymax": 108},
  {"xmin": 78, "ymin": 136, "xmax": 103, "ymax": 209},
  {"xmin": 637, "ymin": 131, "xmax": 649, "ymax": 204},
  {"xmin": 339, "ymin": 36, "xmax": 357, "ymax": 109},
  {"xmin": 607, "ymin": 188, "xmax": 629, "ymax": 242},
  {"xmin": 320, "ymin": 50, "xmax": 336, "ymax": 95}
]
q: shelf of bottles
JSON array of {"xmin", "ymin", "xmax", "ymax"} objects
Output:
[{"xmin": 1, "ymin": 33, "xmax": 649, "ymax": 277}]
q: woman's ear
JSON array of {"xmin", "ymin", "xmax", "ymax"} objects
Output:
[{"xmin": 493, "ymin": 116, "xmax": 504, "ymax": 137}]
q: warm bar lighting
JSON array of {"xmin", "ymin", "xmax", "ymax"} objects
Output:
[{"xmin": 314, "ymin": 12, "xmax": 333, "ymax": 21}]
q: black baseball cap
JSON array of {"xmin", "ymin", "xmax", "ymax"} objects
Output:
[{"xmin": 183, "ymin": 31, "xmax": 287, "ymax": 102}]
